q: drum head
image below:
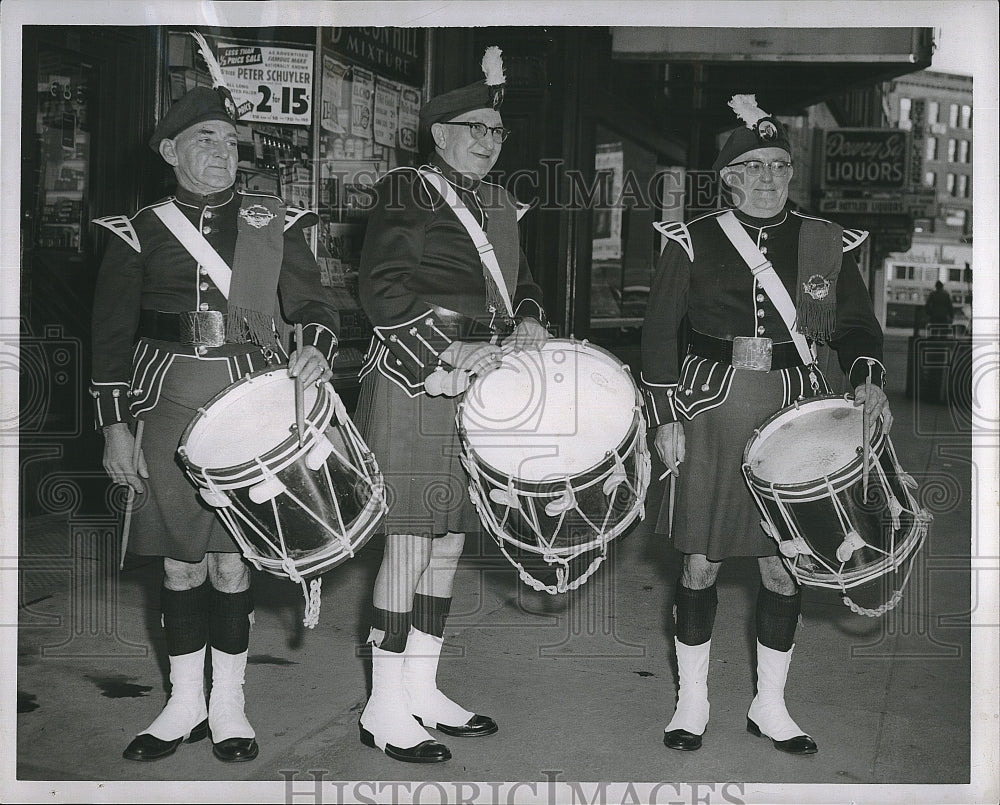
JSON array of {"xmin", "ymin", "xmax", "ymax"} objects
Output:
[
  {"xmin": 747, "ymin": 397, "xmax": 870, "ymax": 485},
  {"xmin": 460, "ymin": 341, "xmax": 637, "ymax": 482},
  {"xmin": 183, "ymin": 369, "xmax": 322, "ymax": 470}
]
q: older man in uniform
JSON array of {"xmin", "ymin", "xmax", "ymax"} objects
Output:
[
  {"xmin": 91, "ymin": 82, "xmax": 339, "ymax": 763},
  {"xmin": 641, "ymin": 95, "xmax": 891, "ymax": 755},
  {"xmin": 353, "ymin": 46, "xmax": 548, "ymax": 763}
]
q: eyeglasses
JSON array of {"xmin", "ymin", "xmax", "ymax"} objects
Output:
[
  {"xmin": 727, "ymin": 160, "xmax": 793, "ymax": 178},
  {"xmin": 440, "ymin": 121, "xmax": 511, "ymax": 144}
]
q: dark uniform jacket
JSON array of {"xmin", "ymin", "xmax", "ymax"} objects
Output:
[
  {"xmin": 89, "ymin": 186, "xmax": 340, "ymax": 427},
  {"xmin": 358, "ymin": 154, "xmax": 545, "ymax": 396},
  {"xmin": 641, "ymin": 207, "xmax": 884, "ymax": 427}
]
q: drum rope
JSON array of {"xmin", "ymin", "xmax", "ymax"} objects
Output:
[{"xmin": 839, "ymin": 516, "xmax": 929, "ymax": 618}]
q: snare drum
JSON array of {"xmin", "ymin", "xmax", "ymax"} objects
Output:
[
  {"xmin": 742, "ymin": 395, "xmax": 931, "ymax": 616},
  {"xmin": 458, "ymin": 339, "xmax": 650, "ymax": 594},
  {"xmin": 178, "ymin": 368, "xmax": 387, "ymax": 625}
]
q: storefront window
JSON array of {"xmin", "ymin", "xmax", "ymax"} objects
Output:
[
  {"xmin": 589, "ymin": 124, "xmax": 672, "ymax": 329},
  {"xmin": 32, "ymin": 47, "xmax": 94, "ymax": 253}
]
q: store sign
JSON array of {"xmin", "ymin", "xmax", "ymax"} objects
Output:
[
  {"xmin": 219, "ymin": 44, "xmax": 313, "ymax": 125},
  {"xmin": 821, "ymin": 129, "xmax": 909, "ymax": 191},
  {"xmin": 325, "ymin": 28, "xmax": 425, "ymax": 85}
]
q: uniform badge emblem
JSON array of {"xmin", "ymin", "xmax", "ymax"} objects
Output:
[
  {"xmin": 756, "ymin": 119, "xmax": 778, "ymax": 141},
  {"xmin": 240, "ymin": 204, "xmax": 276, "ymax": 229},
  {"xmin": 803, "ymin": 274, "xmax": 831, "ymax": 300}
]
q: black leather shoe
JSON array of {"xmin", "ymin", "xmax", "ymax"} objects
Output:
[
  {"xmin": 359, "ymin": 725, "xmax": 451, "ymax": 763},
  {"xmin": 664, "ymin": 727, "xmax": 703, "ymax": 751},
  {"xmin": 213, "ymin": 736, "xmax": 260, "ymax": 762},
  {"xmin": 122, "ymin": 719, "xmax": 209, "ymax": 761},
  {"xmin": 747, "ymin": 718, "xmax": 818, "ymax": 755},
  {"xmin": 416, "ymin": 714, "xmax": 498, "ymax": 738}
]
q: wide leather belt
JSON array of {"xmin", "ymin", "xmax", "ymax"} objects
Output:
[
  {"xmin": 138, "ymin": 310, "xmax": 228, "ymax": 347},
  {"xmin": 688, "ymin": 330, "xmax": 804, "ymax": 372},
  {"xmin": 427, "ymin": 303, "xmax": 510, "ymax": 343}
]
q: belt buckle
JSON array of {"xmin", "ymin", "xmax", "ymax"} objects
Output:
[
  {"xmin": 178, "ymin": 311, "xmax": 226, "ymax": 348},
  {"xmin": 731, "ymin": 336, "xmax": 773, "ymax": 371}
]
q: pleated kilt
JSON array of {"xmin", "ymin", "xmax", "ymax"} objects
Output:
[
  {"xmin": 660, "ymin": 367, "xmax": 787, "ymax": 560},
  {"xmin": 353, "ymin": 368, "xmax": 480, "ymax": 538},
  {"xmin": 128, "ymin": 342, "xmax": 266, "ymax": 562}
]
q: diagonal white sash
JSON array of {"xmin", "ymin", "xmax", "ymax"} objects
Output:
[
  {"xmin": 417, "ymin": 168, "xmax": 514, "ymax": 317},
  {"xmin": 716, "ymin": 211, "xmax": 813, "ymax": 365},
  {"xmin": 152, "ymin": 202, "xmax": 232, "ymax": 299}
]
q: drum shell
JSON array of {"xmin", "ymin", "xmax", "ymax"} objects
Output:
[
  {"xmin": 468, "ymin": 414, "xmax": 647, "ymax": 554},
  {"xmin": 178, "ymin": 368, "xmax": 385, "ymax": 579},
  {"xmin": 743, "ymin": 396, "xmax": 924, "ymax": 590}
]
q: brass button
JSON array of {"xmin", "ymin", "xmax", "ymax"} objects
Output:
[
  {"xmin": 760, "ymin": 246, "xmax": 768, "ymax": 254},
  {"xmin": 757, "ymin": 325, "xmax": 765, "ymax": 335},
  {"xmin": 757, "ymin": 309, "xmax": 765, "ymax": 318},
  {"xmin": 202, "ymin": 226, "xmax": 212, "ymax": 235},
  {"xmin": 200, "ymin": 266, "xmax": 209, "ymax": 275},
  {"xmin": 199, "ymin": 303, "xmax": 209, "ymax": 311},
  {"xmin": 204, "ymin": 210, "xmax": 213, "ymax": 219},
  {"xmin": 200, "ymin": 282, "xmax": 210, "ymax": 291},
  {"xmin": 760, "ymin": 231, "xmax": 768, "ymax": 240},
  {"xmin": 756, "ymin": 294, "xmax": 765, "ymax": 302},
  {"xmin": 196, "ymin": 345, "xmax": 208, "ymax": 356}
]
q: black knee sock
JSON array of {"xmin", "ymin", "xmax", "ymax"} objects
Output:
[
  {"xmin": 161, "ymin": 582, "xmax": 209, "ymax": 656},
  {"xmin": 208, "ymin": 587, "xmax": 253, "ymax": 655},
  {"xmin": 755, "ymin": 586, "xmax": 801, "ymax": 652},
  {"xmin": 673, "ymin": 583, "xmax": 718, "ymax": 646},
  {"xmin": 412, "ymin": 593, "xmax": 451, "ymax": 638},
  {"xmin": 371, "ymin": 607, "xmax": 412, "ymax": 653}
]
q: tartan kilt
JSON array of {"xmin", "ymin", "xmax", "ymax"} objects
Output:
[
  {"xmin": 660, "ymin": 367, "xmax": 787, "ymax": 560},
  {"xmin": 353, "ymin": 369, "xmax": 480, "ymax": 538}
]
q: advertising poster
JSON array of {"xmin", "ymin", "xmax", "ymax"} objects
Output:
[
  {"xmin": 372, "ymin": 78, "xmax": 400, "ymax": 149},
  {"xmin": 350, "ymin": 66, "xmax": 374, "ymax": 138},
  {"xmin": 217, "ymin": 43, "xmax": 313, "ymax": 125},
  {"xmin": 398, "ymin": 85, "xmax": 420, "ymax": 152}
]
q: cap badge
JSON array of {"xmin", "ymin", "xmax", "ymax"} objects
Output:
[
  {"xmin": 756, "ymin": 119, "xmax": 779, "ymax": 141},
  {"xmin": 240, "ymin": 204, "xmax": 276, "ymax": 229}
]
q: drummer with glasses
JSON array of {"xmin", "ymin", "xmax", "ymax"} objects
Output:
[
  {"xmin": 353, "ymin": 46, "xmax": 548, "ymax": 764},
  {"xmin": 640, "ymin": 94, "xmax": 890, "ymax": 757},
  {"xmin": 90, "ymin": 81, "xmax": 339, "ymax": 764}
]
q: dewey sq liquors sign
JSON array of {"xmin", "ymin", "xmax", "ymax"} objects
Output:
[{"xmin": 820, "ymin": 129, "xmax": 909, "ymax": 191}]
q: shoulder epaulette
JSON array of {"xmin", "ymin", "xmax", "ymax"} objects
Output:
[
  {"xmin": 841, "ymin": 227, "xmax": 869, "ymax": 252},
  {"xmin": 652, "ymin": 220, "xmax": 694, "ymax": 262},
  {"xmin": 92, "ymin": 215, "xmax": 141, "ymax": 253},
  {"xmin": 283, "ymin": 206, "xmax": 317, "ymax": 231}
]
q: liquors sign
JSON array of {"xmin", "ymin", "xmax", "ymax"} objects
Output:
[{"xmin": 821, "ymin": 129, "xmax": 909, "ymax": 190}]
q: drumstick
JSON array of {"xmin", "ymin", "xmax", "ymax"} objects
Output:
[
  {"xmin": 294, "ymin": 323, "xmax": 306, "ymax": 448},
  {"xmin": 120, "ymin": 419, "xmax": 145, "ymax": 571},
  {"xmin": 861, "ymin": 383, "xmax": 871, "ymax": 501}
]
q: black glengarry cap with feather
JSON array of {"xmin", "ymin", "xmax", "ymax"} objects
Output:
[
  {"xmin": 419, "ymin": 46, "xmax": 506, "ymax": 136},
  {"xmin": 712, "ymin": 94, "xmax": 791, "ymax": 172},
  {"xmin": 148, "ymin": 32, "xmax": 242, "ymax": 151}
]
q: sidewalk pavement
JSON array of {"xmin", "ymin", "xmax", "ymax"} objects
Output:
[{"xmin": 7, "ymin": 334, "xmax": 993, "ymax": 804}]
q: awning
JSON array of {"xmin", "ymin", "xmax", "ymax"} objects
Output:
[{"xmin": 611, "ymin": 27, "xmax": 934, "ymax": 129}]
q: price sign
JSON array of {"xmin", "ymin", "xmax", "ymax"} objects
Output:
[{"xmin": 219, "ymin": 44, "xmax": 313, "ymax": 125}]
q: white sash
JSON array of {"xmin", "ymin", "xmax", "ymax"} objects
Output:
[
  {"xmin": 152, "ymin": 202, "xmax": 232, "ymax": 299},
  {"xmin": 417, "ymin": 168, "xmax": 514, "ymax": 317},
  {"xmin": 716, "ymin": 211, "xmax": 813, "ymax": 365}
]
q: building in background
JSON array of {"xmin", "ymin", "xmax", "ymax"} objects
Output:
[{"xmin": 883, "ymin": 70, "xmax": 974, "ymax": 333}]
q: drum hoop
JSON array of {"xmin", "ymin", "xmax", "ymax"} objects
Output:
[
  {"xmin": 744, "ymin": 395, "xmax": 885, "ymax": 490},
  {"xmin": 464, "ymin": 411, "xmax": 644, "ymax": 495},
  {"xmin": 179, "ymin": 368, "xmax": 335, "ymax": 481}
]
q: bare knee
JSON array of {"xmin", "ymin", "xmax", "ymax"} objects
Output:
[
  {"xmin": 681, "ymin": 554, "xmax": 722, "ymax": 589},
  {"xmin": 207, "ymin": 552, "xmax": 250, "ymax": 592},
  {"xmin": 163, "ymin": 556, "xmax": 208, "ymax": 590},
  {"xmin": 758, "ymin": 556, "xmax": 797, "ymax": 595},
  {"xmin": 430, "ymin": 531, "xmax": 465, "ymax": 567}
]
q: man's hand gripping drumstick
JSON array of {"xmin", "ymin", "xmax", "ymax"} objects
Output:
[{"xmin": 654, "ymin": 422, "xmax": 685, "ymax": 538}]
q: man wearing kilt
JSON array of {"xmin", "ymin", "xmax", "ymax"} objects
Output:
[
  {"xmin": 641, "ymin": 95, "xmax": 892, "ymax": 755},
  {"xmin": 91, "ymin": 79, "xmax": 339, "ymax": 763},
  {"xmin": 353, "ymin": 47, "xmax": 548, "ymax": 763}
]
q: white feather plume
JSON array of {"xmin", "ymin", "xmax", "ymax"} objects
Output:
[
  {"xmin": 481, "ymin": 46, "xmax": 505, "ymax": 87},
  {"xmin": 190, "ymin": 31, "xmax": 228, "ymax": 91},
  {"xmin": 728, "ymin": 94, "xmax": 769, "ymax": 129}
]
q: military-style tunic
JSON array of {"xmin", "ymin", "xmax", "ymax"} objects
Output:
[
  {"xmin": 353, "ymin": 154, "xmax": 545, "ymax": 537},
  {"xmin": 640, "ymin": 206, "xmax": 884, "ymax": 559},
  {"xmin": 90, "ymin": 185, "xmax": 340, "ymax": 561}
]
